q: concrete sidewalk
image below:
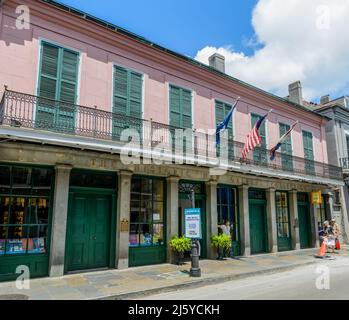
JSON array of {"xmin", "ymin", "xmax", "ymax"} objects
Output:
[{"xmin": 1, "ymin": 247, "xmax": 348, "ymax": 300}]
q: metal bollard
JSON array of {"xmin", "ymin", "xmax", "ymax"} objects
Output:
[{"xmin": 190, "ymin": 240, "xmax": 201, "ymax": 277}]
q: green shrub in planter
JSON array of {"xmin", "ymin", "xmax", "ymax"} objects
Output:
[
  {"xmin": 169, "ymin": 236, "xmax": 191, "ymax": 265},
  {"xmin": 211, "ymin": 234, "xmax": 232, "ymax": 260}
]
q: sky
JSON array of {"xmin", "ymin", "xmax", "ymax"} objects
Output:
[{"xmin": 58, "ymin": 0, "xmax": 349, "ymax": 102}]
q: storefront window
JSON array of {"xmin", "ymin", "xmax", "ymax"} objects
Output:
[
  {"xmin": 217, "ymin": 186, "xmax": 239, "ymax": 242},
  {"xmin": 129, "ymin": 177, "xmax": 165, "ymax": 247},
  {"xmin": 276, "ymin": 191, "xmax": 290, "ymax": 238},
  {"xmin": 0, "ymin": 166, "xmax": 53, "ymax": 256}
]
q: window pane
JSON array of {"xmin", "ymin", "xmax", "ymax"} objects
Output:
[
  {"xmin": 129, "ymin": 224, "xmax": 139, "ymax": 247},
  {"xmin": 0, "ymin": 197, "xmax": 10, "ymax": 227},
  {"xmin": 0, "ymin": 238, "xmax": 5, "ymax": 256},
  {"xmin": 10, "ymin": 197, "xmax": 28, "ymax": 225},
  {"xmin": 0, "ymin": 166, "xmax": 11, "ymax": 194},
  {"xmin": 130, "ymin": 200, "xmax": 140, "ymax": 223},
  {"xmin": 12, "ymin": 168, "xmax": 32, "ymax": 194},
  {"xmin": 27, "ymin": 226, "xmax": 47, "ymax": 254},
  {"xmin": 141, "ymin": 179, "xmax": 152, "ymax": 200},
  {"xmin": 6, "ymin": 226, "xmax": 28, "ymax": 255},
  {"xmin": 152, "ymin": 201, "xmax": 164, "ymax": 222},
  {"xmin": 139, "ymin": 200, "xmax": 152, "ymax": 223},
  {"xmin": 32, "ymin": 168, "xmax": 52, "ymax": 195},
  {"xmin": 153, "ymin": 180, "xmax": 164, "ymax": 201},
  {"xmin": 139, "ymin": 224, "xmax": 152, "ymax": 246},
  {"xmin": 153, "ymin": 224, "xmax": 164, "ymax": 246}
]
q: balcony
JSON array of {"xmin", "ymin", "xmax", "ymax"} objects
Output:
[{"xmin": 0, "ymin": 89, "xmax": 343, "ymax": 182}]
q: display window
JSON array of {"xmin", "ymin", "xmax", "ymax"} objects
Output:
[
  {"xmin": 276, "ymin": 191, "xmax": 290, "ymax": 238},
  {"xmin": 217, "ymin": 186, "xmax": 239, "ymax": 242},
  {"xmin": 0, "ymin": 165, "xmax": 53, "ymax": 256},
  {"xmin": 129, "ymin": 177, "xmax": 165, "ymax": 247}
]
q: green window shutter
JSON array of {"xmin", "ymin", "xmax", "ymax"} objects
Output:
[
  {"xmin": 37, "ymin": 42, "xmax": 78, "ymax": 130},
  {"xmin": 302, "ymin": 131, "xmax": 314, "ymax": 160},
  {"xmin": 251, "ymin": 113, "xmax": 267, "ymax": 164},
  {"xmin": 215, "ymin": 100, "xmax": 233, "ymax": 137},
  {"xmin": 113, "ymin": 66, "xmax": 128, "ymax": 115},
  {"xmin": 279, "ymin": 123, "xmax": 293, "ymax": 171},
  {"xmin": 181, "ymin": 89, "xmax": 192, "ymax": 129},
  {"xmin": 279, "ymin": 123, "xmax": 292, "ymax": 155},
  {"xmin": 39, "ymin": 43, "xmax": 59, "ymax": 100},
  {"xmin": 113, "ymin": 66, "xmax": 143, "ymax": 118},
  {"xmin": 251, "ymin": 113, "xmax": 266, "ymax": 147},
  {"xmin": 169, "ymin": 85, "xmax": 192, "ymax": 129},
  {"xmin": 129, "ymin": 71, "xmax": 142, "ymax": 118},
  {"xmin": 60, "ymin": 50, "xmax": 79, "ymax": 103}
]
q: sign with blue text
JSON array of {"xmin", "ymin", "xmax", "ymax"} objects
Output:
[{"xmin": 184, "ymin": 208, "xmax": 202, "ymax": 239}]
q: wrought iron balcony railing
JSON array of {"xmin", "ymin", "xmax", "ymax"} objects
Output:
[{"xmin": 0, "ymin": 89, "xmax": 343, "ymax": 181}]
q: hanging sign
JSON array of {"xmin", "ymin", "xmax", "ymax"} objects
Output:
[
  {"xmin": 184, "ymin": 208, "xmax": 202, "ymax": 239},
  {"xmin": 311, "ymin": 190, "xmax": 322, "ymax": 205}
]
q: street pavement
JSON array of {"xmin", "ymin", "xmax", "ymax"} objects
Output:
[
  {"xmin": 0, "ymin": 248, "xmax": 348, "ymax": 300},
  {"xmin": 139, "ymin": 254, "xmax": 349, "ymax": 300}
]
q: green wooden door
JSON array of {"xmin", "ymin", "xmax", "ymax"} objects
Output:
[
  {"xmin": 249, "ymin": 201, "xmax": 267, "ymax": 254},
  {"xmin": 298, "ymin": 203, "xmax": 311, "ymax": 249},
  {"xmin": 65, "ymin": 193, "xmax": 110, "ymax": 272},
  {"xmin": 37, "ymin": 42, "xmax": 79, "ymax": 131}
]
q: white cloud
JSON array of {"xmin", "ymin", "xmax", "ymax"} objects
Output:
[{"xmin": 195, "ymin": 0, "xmax": 349, "ymax": 101}]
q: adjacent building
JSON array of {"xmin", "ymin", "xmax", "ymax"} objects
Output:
[
  {"xmin": 0, "ymin": 0, "xmax": 344, "ymax": 281},
  {"xmin": 315, "ymin": 94, "xmax": 349, "ymax": 243}
]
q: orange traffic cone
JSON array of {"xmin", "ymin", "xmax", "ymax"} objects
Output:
[{"xmin": 317, "ymin": 238, "xmax": 328, "ymax": 258}]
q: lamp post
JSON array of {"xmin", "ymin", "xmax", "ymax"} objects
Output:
[{"xmin": 189, "ymin": 189, "xmax": 201, "ymax": 277}]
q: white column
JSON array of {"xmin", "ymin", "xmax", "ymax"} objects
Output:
[
  {"xmin": 49, "ymin": 164, "xmax": 72, "ymax": 277},
  {"xmin": 238, "ymin": 185, "xmax": 250, "ymax": 256},
  {"xmin": 289, "ymin": 190, "xmax": 301, "ymax": 250},
  {"xmin": 116, "ymin": 170, "xmax": 132, "ymax": 269},
  {"xmin": 205, "ymin": 180, "xmax": 218, "ymax": 259},
  {"xmin": 266, "ymin": 188, "xmax": 278, "ymax": 253},
  {"xmin": 166, "ymin": 176, "xmax": 180, "ymax": 263}
]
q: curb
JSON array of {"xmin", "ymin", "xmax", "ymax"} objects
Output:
[{"xmin": 98, "ymin": 260, "xmax": 319, "ymax": 300}]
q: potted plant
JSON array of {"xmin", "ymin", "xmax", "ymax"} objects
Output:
[
  {"xmin": 211, "ymin": 234, "xmax": 232, "ymax": 260},
  {"xmin": 169, "ymin": 236, "xmax": 191, "ymax": 265}
]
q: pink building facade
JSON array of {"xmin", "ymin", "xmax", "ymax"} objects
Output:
[{"xmin": 0, "ymin": 0, "xmax": 344, "ymax": 281}]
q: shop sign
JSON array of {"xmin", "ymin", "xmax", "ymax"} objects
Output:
[
  {"xmin": 311, "ymin": 190, "xmax": 322, "ymax": 205},
  {"xmin": 184, "ymin": 208, "xmax": 202, "ymax": 239}
]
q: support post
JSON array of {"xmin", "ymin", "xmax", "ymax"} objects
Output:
[
  {"xmin": 49, "ymin": 164, "xmax": 72, "ymax": 277},
  {"xmin": 238, "ymin": 185, "xmax": 250, "ymax": 256},
  {"xmin": 116, "ymin": 170, "xmax": 133, "ymax": 269}
]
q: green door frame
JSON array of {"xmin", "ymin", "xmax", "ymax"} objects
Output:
[
  {"xmin": 248, "ymin": 189, "xmax": 268, "ymax": 254},
  {"xmin": 297, "ymin": 193, "xmax": 311, "ymax": 249},
  {"xmin": 64, "ymin": 187, "xmax": 117, "ymax": 273}
]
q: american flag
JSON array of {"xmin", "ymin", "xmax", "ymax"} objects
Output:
[{"xmin": 241, "ymin": 110, "xmax": 272, "ymax": 159}]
